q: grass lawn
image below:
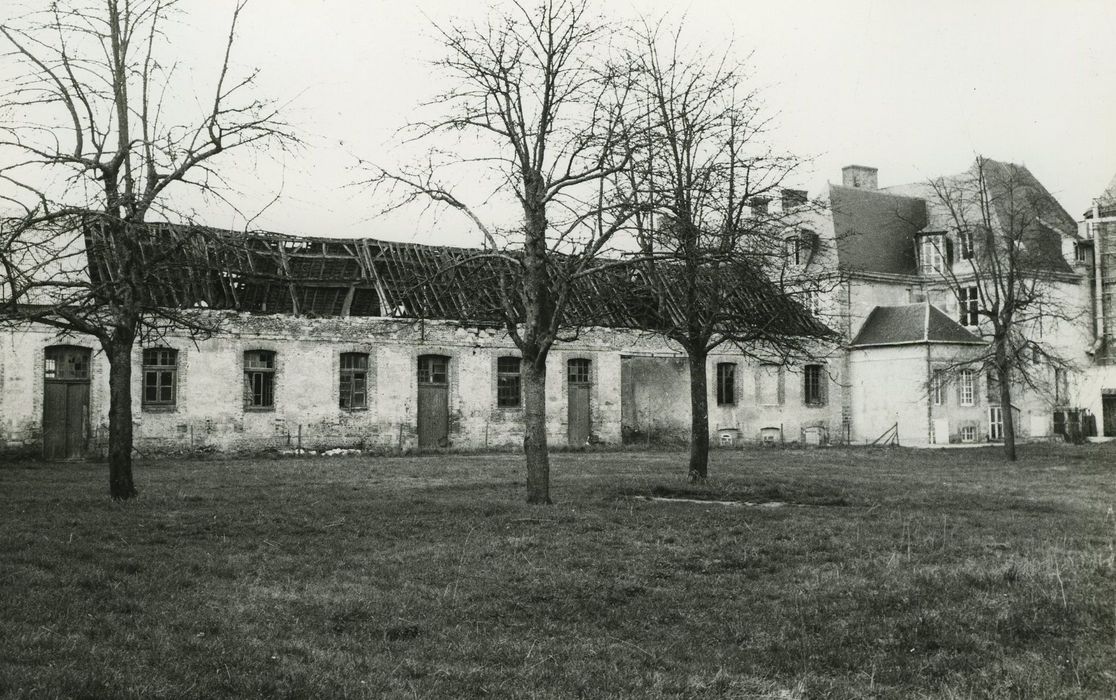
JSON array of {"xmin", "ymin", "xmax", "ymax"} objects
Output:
[{"xmin": 1, "ymin": 444, "xmax": 1114, "ymax": 698}]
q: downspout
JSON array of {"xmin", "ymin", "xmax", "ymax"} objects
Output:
[
  {"xmin": 926, "ymin": 341, "xmax": 934, "ymax": 444},
  {"xmin": 1091, "ymin": 201, "xmax": 1106, "ymax": 358},
  {"xmin": 1089, "ymin": 199, "xmax": 1107, "ymax": 359}
]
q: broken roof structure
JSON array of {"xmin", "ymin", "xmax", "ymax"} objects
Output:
[{"xmin": 80, "ymin": 220, "xmax": 828, "ymax": 337}]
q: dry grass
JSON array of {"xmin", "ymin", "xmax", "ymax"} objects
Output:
[{"xmin": 0, "ymin": 443, "xmax": 1113, "ymax": 698}]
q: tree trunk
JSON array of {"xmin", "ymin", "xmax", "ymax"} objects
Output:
[
  {"xmin": 106, "ymin": 339, "xmax": 137, "ymax": 500},
  {"xmin": 997, "ymin": 361, "xmax": 1017, "ymax": 462},
  {"xmin": 688, "ymin": 350, "xmax": 709, "ymax": 482},
  {"xmin": 522, "ymin": 359, "xmax": 551, "ymax": 504}
]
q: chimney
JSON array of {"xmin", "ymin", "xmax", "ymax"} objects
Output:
[
  {"xmin": 842, "ymin": 165, "xmax": 878, "ymax": 190},
  {"xmin": 781, "ymin": 188, "xmax": 808, "ymax": 210},
  {"xmin": 749, "ymin": 196, "xmax": 770, "ymax": 216}
]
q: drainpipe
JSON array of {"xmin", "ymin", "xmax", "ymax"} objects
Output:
[{"xmin": 1092, "ymin": 200, "xmax": 1106, "ymax": 357}]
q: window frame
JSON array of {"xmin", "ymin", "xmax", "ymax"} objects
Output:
[
  {"xmin": 568, "ymin": 358, "xmax": 591, "ymax": 385},
  {"xmin": 496, "ymin": 356, "xmax": 522, "ymax": 408},
  {"xmin": 960, "ymin": 425, "xmax": 976, "ymax": 442},
  {"xmin": 958, "ymin": 228, "xmax": 974, "ymax": 260},
  {"xmin": 141, "ymin": 347, "xmax": 178, "ymax": 409},
  {"xmin": 919, "ymin": 234, "xmax": 946, "ymax": 274},
  {"xmin": 417, "ymin": 355, "xmax": 449, "ymax": 385},
  {"xmin": 959, "ymin": 286, "xmax": 979, "ymax": 326},
  {"xmin": 988, "ymin": 406, "xmax": 1004, "ymax": 441},
  {"xmin": 931, "ymin": 369, "xmax": 945, "ymax": 406},
  {"xmin": 959, "ymin": 369, "xmax": 975, "ymax": 406},
  {"xmin": 757, "ymin": 363, "xmax": 782, "ymax": 406},
  {"xmin": 1054, "ymin": 367, "xmax": 1068, "ymax": 406},
  {"xmin": 803, "ymin": 364, "xmax": 826, "ymax": 406},
  {"xmin": 339, "ymin": 352, "xmax": 369, "ymax": 411},
  {"xmin": 244, "ymin": 350, "xmax": 276, "ymax": 410},
  {"xmin": 715, "ymin": 362, "xmax": 736, "ymax": 406}
]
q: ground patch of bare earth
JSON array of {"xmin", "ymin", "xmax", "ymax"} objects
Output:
[{"xmin": 0, "ymin": 445, "xmax": 1113, "ymax": 698}]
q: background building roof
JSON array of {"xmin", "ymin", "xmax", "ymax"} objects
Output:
[{"xmin": 850, "ymin": 303, "xmax": 984, "ymax": 348}]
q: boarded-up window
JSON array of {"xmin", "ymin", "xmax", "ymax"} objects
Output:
[
  {"xmin": 245, "ymin": 350, "xmax": 276, "ymax": 409},
  {"xmin": 716, "ymin": 363, "xmax": 736, "ymax": 405},
  {"xmin": 142, "ymin": 348, "xmax": 178, "ymax": 408},
  {"xmin": 339, "ymin": 352, "xmax": 369, "ymax": 410},
  {"xmin": 758, "ymin": 364, "xmax": 782, "ymax": 406},
  {"xmin": 497, "ymin": 356, "xmax": 521, "ymax": 408}
]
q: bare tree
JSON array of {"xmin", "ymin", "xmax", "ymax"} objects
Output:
[
  {"xmin": 920, "ymin": 156, "xmax": 1084, "ymax": 460},
  {"xmin": 365, "ymin": 0, "xmax": 640, "ymax": 504},
  {"xmin": 624, "ymin": 24, "xmax": 836, "ymax": 482},
  {"xmin": 0, "ymin": 0, "xmax": 296, "ymax": 499}
]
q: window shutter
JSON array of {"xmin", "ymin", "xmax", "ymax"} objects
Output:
[
  {"xmin": 945, "ymin": 238, "xmax": 954, "ymax": 267},
  {"xmin": 755, "ymin": 370, "xmax": 762, "ymax": 406},
  {"xmin": 778, "ymin": 367, "xmax": 785, "ymax": 406},
  {"xmin": 802, "ymin": 370, "xmax": 808, "ymax": 405},
  {"xmin": 820, "ymin": 370, "xmax": 828, "ymax": 405}
]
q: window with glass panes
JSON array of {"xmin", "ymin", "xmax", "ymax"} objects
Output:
[
  {"xmin": 803, "ymin": 364, "xmax": 826, "ymax": 405},
  {"xmin": 959, "ymin": 369, "xmax": 975, "ymax": 406},
  {"xmin": 142, "ymin": 348, "xmax": 178, "ymax": 408},
  {"xmin": 496, "ymin": 356, "xmax": 522, "ymax": 407},
  {"xmin": 418, "ymin": 355, "xmax": 448, "ymax": 384},
  {"xmin": 568, "ymin": 358, "xmax": 590, "ymax": 384},
  {"xmin": 339, "ymin": 353, "xmax": 368, "ymax": 409},
  {"xmin": 715, "ymin": 363, "xmax": 736, "ymax": 405},
  {"xmin": 244, "ymin": 350, "xmax": 276, "ymax": 409},
  {"xmin": 959, "ymin": 286, "xmax": 979, "ymax": 326}
]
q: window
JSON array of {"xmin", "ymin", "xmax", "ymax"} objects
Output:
[
  {"xmin": 418, "ymin": 355, "xmax": 448, "ymax": 384},
  {"xmin": 497, "ymin": 356, "xmax": 522, "ymax": 408},
  {"xmin": 803, "ymin": 290, "xmax": 821, "ymax": 316},
  {"xmin": 758, "ymin": 363, "xmax": 781, "ymax": 406},
  {"xmin": 44, "ymin": 346, "xmax": 90, "ymax": 380},
  {"xmin": 716, "ymin": 363, "xmax": 736, "ymax": 405},
  {"xmin": 1074, "ymin": 242, "xmax": 1089, "ymax": 263},
  {"xmin": 1054, "ymin": 368, "xmax": 1068, "ymax": 405},
  {"xmin": 568, "ymin": 358, "xmax": 591, "ymax": 384},
  {"xmin": 959, "ymin": 369, "xmax": 975, "ymax": 406},
  {"xmin": 986, "ymin": 371, "xmax": 1001, "ymax": 404},
  {"xmin": 803, "ymin": 364, "xmax": 826, "ymax": 406},
  {"xmin": 142, "ymin": 348, "xmax": 178, "ymax": 408},
  {"xmin": 339, "ymin": 352, "xmax": 369, "ymax": 410},
  {"xmin": 988, "ymin": 406, "xmax": 1004, "ymax": 441},
  {"xmin": 785, "ymin": 237, "xmax": 805, "ymax": 266},
  {"xmin": 919, "ymin": 234, "xmax": 946, "ymax": 274},
  {"xmin": 959, "ymin": 287, "xmax": 979, "ymax": 326},
  {"xmin": 959, "ymin": 228, "xmax": 974, "ymax": 260},
  {"xmin": 244, "ymin": 350, "xmax": 276, "ymax": 409},
  {"xmin": 961, "ymin": 425, "xmax": 976, "ymax": 442},
  {"xmin": 931, "ymin": 370, "xmax": 945, "ymax": 406}
]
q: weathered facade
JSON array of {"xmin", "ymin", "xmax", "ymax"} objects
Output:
[{"xmin": 0, "ymin": 160, "xmax": 1097, "ymax": 457}]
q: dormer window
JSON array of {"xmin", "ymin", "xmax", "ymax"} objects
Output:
[
  {"xmin": 918, "ymin": 233, "xmax": 951, "ymax": 274},
  {"xmin": 784, "ymin": 231, "xmax": 817, "ymax": 267}
]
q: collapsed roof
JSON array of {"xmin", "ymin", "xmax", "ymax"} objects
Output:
[{"xmin": 82, "ymin": 221, "xmax": 828, "ymax": 337}]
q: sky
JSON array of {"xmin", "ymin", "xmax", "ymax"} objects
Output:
[{"xmin": 3, "ymin": 0, "xmax": 1116, "ymax": 246}]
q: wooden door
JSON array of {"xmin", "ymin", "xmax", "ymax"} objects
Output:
[
  {"xmin": 417, "ymin": 355, "xmax": 449, "ymax": 448},
  {"xmin": 568, "ymin": 358, "xmax": 591, "ymax": 446},
  {"xmin": 1104, "ymin": 396, "xmax": 1116, "ymax": 437},
  {"xmin": 42, "ymin": 346, "xmax": 91, "ymax": 460}
]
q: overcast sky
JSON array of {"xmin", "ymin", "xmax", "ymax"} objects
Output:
[{"xmin": 5, "ymin": 0, "xmax": 1116, "ymax": 245}]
